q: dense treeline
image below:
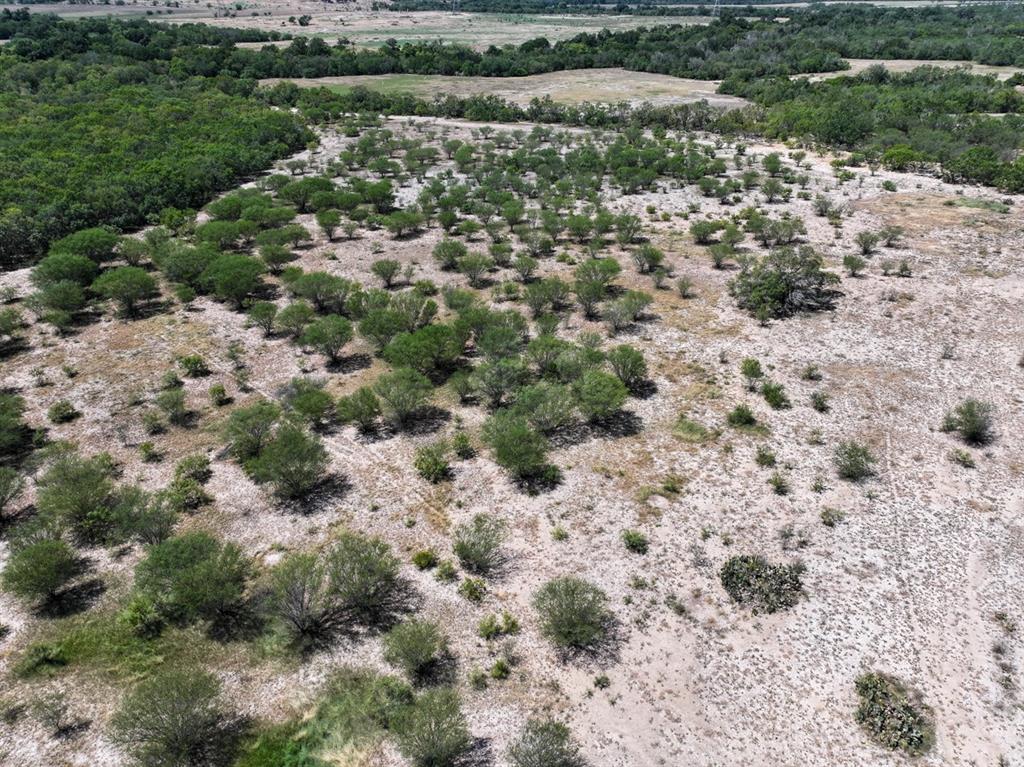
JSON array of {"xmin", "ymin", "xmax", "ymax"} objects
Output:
[
  {"xmin": 2, "ymin": 4, "xmax": 1024, "ymax": 267},
  {"xmin": 0, "ymin": 10, "xmax": 307, "ymax": 266}
]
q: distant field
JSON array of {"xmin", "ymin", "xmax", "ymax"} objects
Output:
[
  {"xmin": 262, "ymin": 68, "xmax": 751, "ymax": 108},
  {"xmin": 22, "ymin": 4, "xmax": 711, "ymax": 49},
  {"xmin": 803, "ymin": 57, "xmax": 1023, "ymax": 81}
]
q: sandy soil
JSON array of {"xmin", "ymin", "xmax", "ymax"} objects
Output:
[
  {"xmin": 0, "ymin": 116, "xmax": 1022, "ymax": 767},
  {"xmin": 262, "ymin": 68, "xmax": 750, "ymax": 108}
]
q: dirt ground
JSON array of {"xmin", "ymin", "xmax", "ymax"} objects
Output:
[
  {"xmin": 262, "ymin": 68, "xmax": 750, "ymax": 108},
  {"xmin": 1, "ymin": 115, "xmax": 1022, "ymax": 767}
]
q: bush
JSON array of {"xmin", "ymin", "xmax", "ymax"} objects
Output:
[
  {"xmin": 761, "ymin": 380, "xmax": 791, "ymax": 410},
  {"xmin": 482, "ymin": 412, "xmax": 551, "ymax": 480},
  {"xmin": 458, "ymin": 577, "xmax": 486, "ymax": 602},
  {"xmin": 155, "ymin": 387, "xmax": 188, "ymax": 426},
  {"xmin": 372, "ymin": 259, "xmax": 402, "ymax": 288},
  {"xmin": 336, "ymin": 386, "xmax": 382, "ymax": 431},
  {"xmin": 223, "ymin": 400, "xmax": 281, "ymax": 460},
  {"xmin": 533, "ymin": 576, "xmax": 611, "ymax": 650},
  {"xmin": 621, "ymin": 529, "xmax": 649, "ymax": 554},
  {"xmin": 854, "ymin": 672, "xmax": 934, "ymax": 756},
  {"xmin": 326, "ymin": 531, "xmax": 406, "ymax": 625},
  {"xmin": 248, "ymin": 423, "xmax": 329, "ymax": 499},
  {"xmin": 607, "ymin": 345, "xmax": 647, "ymax": 391},
  {"xmin": 34, "ymin": 450, "xmax": 121, "ymax": 543},
  {"xmin": 0, "ymin": 467, "xmax": 25, "ymax": 517},
  {"xmin": 452, "ymin": 513, "xmax": 506, "ymax": 575},
  {"xmin": 508, "ymin": 719, "xmax": 585, "ymax": 767},
  {"xmin": 730, "ymin": 246, "xmax": 840, "ymax": 319},
  {"xmin": 374, "ymin": 368, "xmax": 433, "ymax": 426},
  {"xmin": 383, "ymin": 619, "xmax": 447, "ymax": 680},
  {"xmin": 2, "ymin": 536, "xmax": 78, "ymax": 605},
  {"xmin": 414, "ymin": 441, "xmax": 451, "ymax": 483},
  {"xmin": 726, "ymin": 404, "xmax": 757, "ymax": 427},
  {"xmin": 134, "ymin": 531, "xmax": 249, "ymax": 626},
  {"xmin": 110, "ymin": 668, "xmax": 237, "ymax": 767},
  {"xmin": 574, "ymin": 369, "xmax": 628, "ymax": 422},
  {"xmin": 91, "ymin": 266, "xmax": 158, "ymax": 317},
  {"xmin": 941, "ymin": 398, "xmax": 995, "ymax": 445},
  {"xmin": 719, "ymin": 555, "xmax": 804, "ymax": 613},
  {"xmin": 300, "ymin": 315, "xmax": 353, "ymax": 363},
  {"xmin": 834, "ymin": 440, "xmax": 875, "ymax": 481},
  {"xmin": 47, "ymin": 399, "xmax": 80, "ymax": 424},
  {"xmin": 412, "ymin": 550, "xmax": 437, "ymax": 570},
  {"xmin": 264, "ymin": 552, "xmax": 334, "ymax": 647},
  {"xmin": 393, "ymin": 688, "xmax": 470, "ymax": 767}
]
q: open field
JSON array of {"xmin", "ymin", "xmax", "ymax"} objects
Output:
[
  {"xmin": 20, "ymin": 4, "xmax": 711, "ymax": 48},
  {"xmin": 1, "ymin": 112, "xmax": 1022, "ymax": 766},
  {"xmin": 263, "ymin": 68, "xmax": 751, "ymax": 108},
  {"xmin": 804, "ymin": 57, "xmax": 1024, "ymax": 81}
]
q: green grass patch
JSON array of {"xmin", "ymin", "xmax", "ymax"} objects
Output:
[
  {"xmin": 945, "ymin": 197, "xmax": 1010, "ymax": 214},
  {"xmin": 234, "ymin": 668, "xmax": 412, "ymax": 767},
  {"xmin": 673, "ymin": 415, "xmax": 716, "ymax": 444},
  {"xmin": 14, "ymin": 611, "xmax": 231, "ymax": 680}
]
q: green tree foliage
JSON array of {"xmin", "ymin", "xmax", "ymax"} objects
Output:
[
  {"xmin": 382, "ymin": 619, "xmax": 447, "ymax": 680},
  {"xmin": 134, "ymin": 531, "xmax": 249, "ymax": 628},
  {"xmin": 393, "ymin": 688, "xmax": 470, "ymax": 767},
  {"xmin": 300, "ymin": 315, "xmax": 353, "ymax": 363},
  {"xmin": 248, "ymin": 422, "xmax": 329, "ymax": 499},
  {"xmin": 2, "ymin": 534, "xmax": 78, "ymax": 605},
  {"xmin": 373, "ymin": 368, "xmax": 433, "ymax": 426},
  {"xmin": 730, "ymin": 246, "xmax": 840, "ymax": 319},
  {"xmin": 482, "ymin": 411, "xmax": 551, "ymax": 480},
  {"xmin": 452, "ymin": 513, "xmax": 506, "ymax": 575},
  {"xmin": 91, "ymin": 266, "xmax": 159, "ymax": 317},
  {"xmin": 574, "ymin": 369, "xmax": 628, "ymax": 422}
]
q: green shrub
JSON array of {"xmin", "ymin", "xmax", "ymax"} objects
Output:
[
  {"xmin": 374, "ymin": 368, "xmax": 433, "ymax": 426},
  {"xmin": 482, "ymin": 412, "xmax": 552, "ymax": 480},
  {"xmin": 740, "ymin": 357, "xmax": 763, "ymax": 390},
  {"xmin": 248, "ymin": 423, "xmax": 328, "ymax": 500},
  {"xmin": 336, "ymin": 386, "xmax": 382, "ymax": 432},
  {"xmin": 411, "ymin": 550, "xmax": 437, "ymax": 570},
  {"xmin": 941, "ymin": 398, "xmax": 995, "ymax": 445},
  {"xmin": 621, "ymin": 529, "xmax": 649, "ymax": 554},
  {"xmin": 2, "ymin": 536, "xmax": 78, "ymax": 605},
  {"xmin": 326, "ymin": 532, "xmax": 406, "ymax": 625},
  {"xmin": 414, "ymin": 441, "xmax": 451, "ymax": 483},
  {"xmin": 458, "ymin": 577, "xmax": 486, "ymax": 602},
  {"xmin": 393, "ymin": 688, "xmax": 470, "ymax": 767},
  {"xmin": 47, "ymin": 400, "xmax": 80, "ymax": 424},
  {"xmin": 834, "ymin": 440, "xmax": 875, "ymax": 481},
  {"xmin": 726, "ymin": 404, "xmax": 757, "ymax": 427},
  {"xmin": 110, "ymin": 669, "xmax": 237, "ymax": 767},
  {"xmin": 607, "ymin": 345, "xmax": 647, "ymax": 391},
  {"xmin": 383, "ymin": 620, "xmax": 447, "ymax": 680},
  {"xmin": 761, "ymin": 380, "xmax": 790, "ymax": 410},
  {"xmin": 719, "ymin": 555, "xmax": 804, "ymax": 613},
  {"xmin": 574, "ymin": 369, "xmax": 628, "ymax": 422},
  {"xmin": 178, "ymin": 354, "xmax": 210, "ymax": 378},
  {"xmin": 533, "ymin": 576, "xmax": 610, "ymax": 650},
  {"xmin": 508, "ymin": 719, "xmax": 585, "ymax": 767},
  {"xmin": 452, "ymin": 513, "xmax": 506, "ymax": 575},
  {"xmin": 134, "ymin": 531, "xmax": 249, "ymax": 626},
  {"xmin": 854, "ymin": 672, "xmax": 934, "ymax": 756}
]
